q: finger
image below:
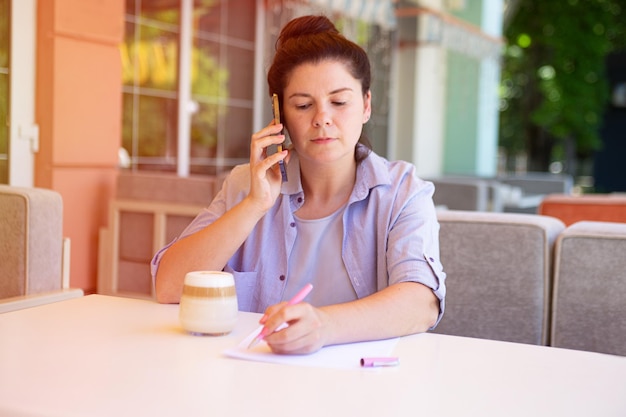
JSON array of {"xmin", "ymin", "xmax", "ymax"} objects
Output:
[
  {"xmin": 262, "ymin": 303, "xmax": 310, "ymax": 341},
  {"xmin": 266, "ymin": 326, "xmax": 322, "ymax": 355},
  {"xmin": 251, "ymin": 122, "xmax": 283, "ymax": 143},
  {"xmin": 251, "ymin": 134, "xmax": 286, "ymax": 161},
  {"xmin": 256, "ymin": 123, "xmax": 284, "ymax": 140},
  {"xmin": 251, "ymin": 151, "xmax": 287, "ymax": 182},
  {"xmin": 256, "ymin": 302, "xmax": 290, "ymax": 339},
  {"xmin": 266, "ymin": 336, "xmax": 310, "ymax": 355},
  {"xmin": 259, "ymin": 302, "xmax": 286, "ymax": 325}
]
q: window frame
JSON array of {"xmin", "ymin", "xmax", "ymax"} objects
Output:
[{"xmin": 1, "ymin": 0, "xmax": 37, "ymax": 186}]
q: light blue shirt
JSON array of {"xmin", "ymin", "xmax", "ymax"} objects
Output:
[{"xmin": 151, "ymin": 147, "xmax": 447, "ymax": 327}]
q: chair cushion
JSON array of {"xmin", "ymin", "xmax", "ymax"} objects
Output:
[
  {"xmin": 0, "ymin": 185, "xmax": 63, "ymax": 298},
  {"xmin": 434, "ymin": 210, "xmax": 565, "ymax": 345},
  {"xmin": 551, "ymin": 221, "xmax": 626, "ymax": 356}
]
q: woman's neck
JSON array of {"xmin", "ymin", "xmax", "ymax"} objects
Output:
[{"xmin": 297, "ymin": 158, "xmax": 357, "ymax": 220}]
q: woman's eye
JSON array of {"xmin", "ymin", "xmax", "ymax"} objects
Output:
[
  {"xmin": 295, "ymin": 104, "xmax": 310, "ymax": 110},
  {"xmin": 333, "ymin": 101, "xmax": 347, "ymax": 106}
]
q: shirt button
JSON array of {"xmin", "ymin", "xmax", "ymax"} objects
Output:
[
  {"xmin": 290, "ymin": 222, "xmax": 296, "ymax": 227},
  {"xmin": 279, "ymin": 275, "xmax": 286, "ymax": 281},
  {"xmin": 297, "ymin": 197, "xmax": 303, "ymax": 203}
]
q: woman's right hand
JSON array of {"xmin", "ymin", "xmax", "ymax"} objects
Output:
[{"xmin": 247, "ymin": 122, "xmax": 289, "ymax": 212}]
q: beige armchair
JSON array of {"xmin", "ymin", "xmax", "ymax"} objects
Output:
[
  {"xmin": 434, "ymin": 210, "xmax": 566, "ymax": 345},
  {"xmin": 0, "ymin": 185, "xmax": 82, "ymax": 313},
  {"xmin": 551, "ymin": 221, "xmax": 626, "ymax": 356}
]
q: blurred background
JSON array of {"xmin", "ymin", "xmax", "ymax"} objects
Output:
[
  {"xmin": 1, "ymin": 0, "xmax": 625, "ymax": 295},
  {"xmin": 499, "ymin": 0, "xmax": 626, "ymax": 193}
]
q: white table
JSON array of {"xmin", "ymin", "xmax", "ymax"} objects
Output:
[{"xmin": 1, "ymin": 295, "xmax": 624, "ymax": 417}]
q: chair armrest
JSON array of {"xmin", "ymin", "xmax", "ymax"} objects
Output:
[{"xmin": 0, "ymin": 289, "xmax": 84, "ymax": 314}]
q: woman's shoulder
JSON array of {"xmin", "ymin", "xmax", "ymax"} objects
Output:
[
  {"xmin": 363, "ymin": 150, "xmax": 432, "ymax": 190},
  {"xmin": 358, "ymin": 152, "xmax": 436, "ymax": 215},
  {"xmin": 222, "ymin": 164, "xmax": 251, "ymax": 186},
  {"xmin": 215, "ymin": 164, "xmax": 252, "ymax": 204}
]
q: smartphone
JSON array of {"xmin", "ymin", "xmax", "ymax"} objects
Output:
[{"xmin": 271, "ymin": 93, "xmax": 288, "ymax": 182}]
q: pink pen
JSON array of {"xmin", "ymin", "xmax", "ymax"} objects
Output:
[{"xmin": 247, "ymin": 283, "xmax": 313, "ymax": 349}]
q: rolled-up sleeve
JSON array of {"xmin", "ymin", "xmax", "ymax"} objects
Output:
[
  {"xmin": 386, "ymin": 178, "xmax": 446, "ymax": 328},
  {"xmin": 344, "ymin": 155, "xmax": 446, "ymax": 329}
]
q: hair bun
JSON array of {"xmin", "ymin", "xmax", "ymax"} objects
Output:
[{"xmin": 277, "ymin": 15, "xmax": 340, "ymax": 48}]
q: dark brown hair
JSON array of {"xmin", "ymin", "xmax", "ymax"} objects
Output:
[{"xmin": 267, "ymin": 15, "xmax": 372, "ymax": 160}]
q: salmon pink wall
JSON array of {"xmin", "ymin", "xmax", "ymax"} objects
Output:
[{"xmin": 36, "ymin": 0, "xmax": 124, "ymax": 293}]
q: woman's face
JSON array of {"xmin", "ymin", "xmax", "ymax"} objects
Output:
[{"xmin": 282, "ymin": 60, "xmax": 371, "ymax": 167}]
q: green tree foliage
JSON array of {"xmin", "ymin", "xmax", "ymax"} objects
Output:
[{"xmin": 500, "ymin": 0, "xmax": 626, "ymax": 173}]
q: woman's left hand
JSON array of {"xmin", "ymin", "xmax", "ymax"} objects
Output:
[{"xmin": 259, "ymin": 302, "xmax": 331, "ymax": 354}]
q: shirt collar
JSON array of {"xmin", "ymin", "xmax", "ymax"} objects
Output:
[{"xmin": 281, "ymin": 145, "xmax": 391, "ymax": 201}]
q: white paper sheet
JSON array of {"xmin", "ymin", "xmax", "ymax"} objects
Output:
[{"xmin": 223, "ymin": 325, "xmax": 399, "ymax": 370}]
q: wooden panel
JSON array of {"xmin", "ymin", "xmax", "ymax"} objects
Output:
[{"xmin": 98, "ymin": 199, "xmax": 204, "ymax": 299}]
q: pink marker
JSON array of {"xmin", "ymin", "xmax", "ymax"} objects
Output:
[{"xmin": 247, "ymin": 283, "xmax": 313, "ymax": 349}]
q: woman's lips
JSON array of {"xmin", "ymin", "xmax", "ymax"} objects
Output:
[{"xmin": 311, "ymin": 137, "xmax": 334, "ymax": 144}]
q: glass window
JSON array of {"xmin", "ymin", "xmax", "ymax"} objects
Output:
[
  {"xmin": 122, "ymin": 1, "xmax": 392, "ymax": 177},
  {"xmin": 122, "ymin": 0, "xmax": 255, "ymax": 176},
  {"xmin": 122, "ymin": 0, "xmax": 181, "ymax": 173},
  {"xmin": 0, "ymin": 0, "xmax": 10, "ymax": 184},
  {"xmin": 190, "ymin": 0, "xmax": 256, "ymax": 174}
]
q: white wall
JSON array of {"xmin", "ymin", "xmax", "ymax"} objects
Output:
[{"xmin": 392, "ymin": 0, "xmax": 447, "ymax": 178}]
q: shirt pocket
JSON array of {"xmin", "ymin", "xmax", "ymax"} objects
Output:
[{"xmin": 224, "ymin": 267, "xmax": 258, "ymax": 312}]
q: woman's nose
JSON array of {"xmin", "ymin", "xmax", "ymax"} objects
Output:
[{"xmin": 313, "ymin": 109, "xmax": 332, "ymax": 127}]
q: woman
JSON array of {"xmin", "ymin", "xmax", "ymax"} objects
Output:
[{"xmin": 152, "ymin": 15, "xmax": 446, "ymax": 354}]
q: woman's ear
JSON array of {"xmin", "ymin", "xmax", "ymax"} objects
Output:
[{"xmin": 363, "ymin": 90, "xmax": 372, "ymax": 123}]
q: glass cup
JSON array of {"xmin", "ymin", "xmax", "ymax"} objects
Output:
[{"xmin": 179, "ymin": 271, "xmax": 238, "ymax": 336}]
